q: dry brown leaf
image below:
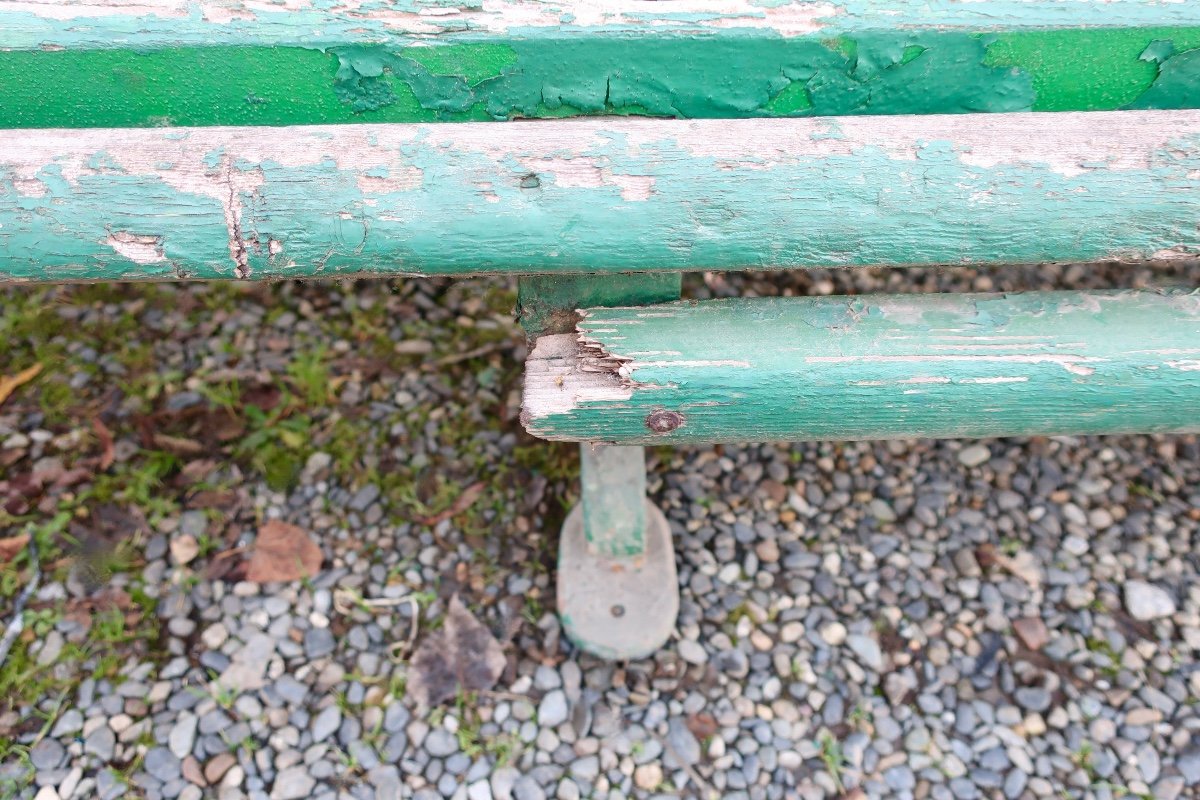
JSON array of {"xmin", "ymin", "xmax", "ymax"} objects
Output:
[
  {"xmin": 245, "ymin": 520, "xmax": 323, "ymax": 583},
  {"xmin": 0, "ymin": 533, "xmax": 30, "ymax": 563},
  {"xmin": 170, "ymin": 534, "xmax": 200, "ymax": 566},
  {"xmin": 407, "ymin": 595, "xmax": 506, "ymax": 709},
  {"xmin": 686, "ymin": 712, "xmax": 719, "ymax": 741},
  {"xmin": 176, "ymin": 458, "xmax": 220, "ymax": 486},
  {"xmin": 0, "ymin": 364, "xmax": 42, "ymax": 407},
  {"xmin": 152, "ymin": 433, "xmax": 206, "ymax": 455},
  {"xmin": 92, "ymin": 417, "xmax": 115, "ymax": 471},
  {"xmin": 414, "ymin": 481, "xmax": 486, "ymax": 527}
]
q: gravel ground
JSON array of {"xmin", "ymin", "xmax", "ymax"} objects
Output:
[{"xmin": 0, "ymin": 261, "xmax": 1198, "ymax": 800}]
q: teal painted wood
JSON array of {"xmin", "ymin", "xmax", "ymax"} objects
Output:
[
  {"xmin": 522, "ymin": 290, "xmax": 1200, "ymax": 444},
  {"xmin": 1, "ymin": 112, "xmax": 1198, "ymax": 283},
  {"xmin": 517, "ymin": 274, "xmax": 683, "ymax": 338},
  {"xmin": 518, "ymin": 274, "xmax": 681, "ymax": 557},
  {"xmin": 4, "ymin": 1, "xmax": 1197, "ymax": 50}
]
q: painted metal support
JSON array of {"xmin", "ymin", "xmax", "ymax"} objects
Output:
[
  {"xmin": 557, "ymin": 445, "xmax": 678, "ymax": 660},
  {"xmin": 518, "ymin": 275, "xmax": 680, "ymax": 660},
  {"xmin": 579, "ymin": 443, "xmax": 646, "ymax": 559}
]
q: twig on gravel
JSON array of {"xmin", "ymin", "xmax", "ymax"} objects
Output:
[
  {"xmin": 0, "ymin": 530, "xmax": 40, "ymax": 669},
  {"xmin": 428, "ymin": 342, "xmax": 506, "ymax": 368},
  {"xmin": 656, "ymin": 732, "xmax": 718, "ymax": 800},
  {"xmin": 412, "ymin": 481, "xmax": 486, "ymax": 527},
  {"xmin": 387, "ymin": 597, "xmax": 422, "ymax": 661},
  {"xmin": 332, "ymin": 588, "xmax": 421, "ymax": 661}
]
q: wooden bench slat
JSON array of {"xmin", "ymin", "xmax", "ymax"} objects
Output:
[
  {"xmin": 0, "ymin": 2, "xmax": 1197, "ymax": 127},
  {"xmin": 1, "ymin": 111, "xmax": 1196, "ymax": 282},
  {"xmin": 522, "ymin": 289, "xmax": 1200, "ymax": 444}
]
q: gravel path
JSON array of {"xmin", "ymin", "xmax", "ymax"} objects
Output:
[{"xmin": 0, "ymin": 262, "xmax": 1197, "ymax": 800}]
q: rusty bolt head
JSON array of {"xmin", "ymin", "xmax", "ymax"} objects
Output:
[{"xmin": 645, "ymin": 409, "xmax": 684, "ymax": 434}]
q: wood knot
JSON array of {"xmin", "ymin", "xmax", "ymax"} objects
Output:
[{"xmin": 645, "ymin": 409, "xmax": 684, "ymax": 434}]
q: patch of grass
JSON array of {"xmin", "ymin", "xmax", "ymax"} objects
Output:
[
  {"xmin": 1127, "ymin": 481, "xmax": 1165, "ymax": 503},
  {"xmin": 452, "ymin": 691, "xmax": 520, "ymax": 765},
  {"xmin": 513, "ymin": 441, "xmax": 578, "ymax": 482},
  {"xmin": 1084, "ymin": 637, "xmax": 1122, "ymax": 680},
  {"xmin": 817, "ymin": 732, "xmax": 846, "ymax": 794},
  {"xmin": 196, "ymin": 378, "xmax": 243, "ymax": 414},
  {"xmin": 85, "ymin": 448, "xmax": 182, "ymax": 522},
  {"xmin": 232, "ymin": 404, "xmax": 314, "ymax": 492},
  {"xmin": 287, "ymin": 345, "xmax": 334, "ymax": 408},
  {"xmin": 847, "ymin": 701, "xmax": 873, "ymax": 730}
]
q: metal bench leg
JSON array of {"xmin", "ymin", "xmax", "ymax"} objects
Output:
[
  {"xmin": 517, "ymin": 273, "xmax": 681, "ymax": 659},
  {"xmin": 557, "ymin": 442, "xmax": 678, "ymax": 660}
]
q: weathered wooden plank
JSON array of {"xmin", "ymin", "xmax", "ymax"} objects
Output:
[
  {"xmin": 522, "ymin": 290, "xmax": 1200, "ymax": 444},
  {"xmin": 2, "ymin": 111, "xmax": 1198, "ymax": 282},
  {"xmin": 517, "ymin": 274, "xmax": 682, "ymax": 338},
  {"xmin": 0, "ymin": 2, "xmax": 1197, "ymax": 127}
]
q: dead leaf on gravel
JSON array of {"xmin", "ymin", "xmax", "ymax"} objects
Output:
[
  {"xmin": 0, "ymin": 364, "xmax": 42, "ymax": 407},
  {"xmin": 407, "ymin": 595, "xmax": 506, "ymax": 709},
  {"xmin": 170, "ymin": 534, "xmax": 200, "ymax": 566},
  {"xmin": 176, "ymin": 458, "xmax": 220, "ymax": 486},
  {"xmin": 152, "ymin": 433, "xmax": 205, "ymax": 455},
  {"xmin": 245, "ymin": 520, "xmax": 323, "ymax": 583},
  {"xmin": 0, "ymin": 534, "xmax": 30, "ymax": 563},
  {"xmin": 978, "ymin": 543, "xmax": 1043, "ymax": 589},
  {"xmin": 414, "ymin": 481, "xmax": 486, "ymax": 527},
  {"xmin": 92, "ymin": 417, "xmax": 115, "ymax": 470},
  {"xmin": 686, "ymin": 712, "xmax": 719, "ymax": 741}
]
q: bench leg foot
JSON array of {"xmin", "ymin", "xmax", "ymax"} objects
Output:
[{"xmin": 557, "ymin": 444, "xmax": 678, "ymax": 660}]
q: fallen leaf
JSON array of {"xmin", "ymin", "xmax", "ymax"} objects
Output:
[
  {"xmin": 152, "ymin": 433, "xmax": 205, "ymax": 455},
  {"xmin": 0, "ymin": 364, "xmax": 42, "ymax": 407},
  {"xmin": 407, "ymin": 595, "xmax": 506, "ymax": 709},
  {"xmin": 170, "ymin": 534, "xmax": 200, "ymax": 566},
  {"xmin": 976, "ymin": 543, "xmax": 1042, "ymax": 588},
  {"xmin": 245, "ymin": 520, "xmax": 323, "ymax": 583},
  {"xmin": 92, "ymin": 417, "xmax": 115, "ymax": 471},
  {"xmin": 414, "ymin": 481, "xmax": 486, "ymax": 527},
  {"xmin": 186, "ymin": 489, "xmax": 241, "ymax": 511},
  {"xmin": 176, "ymin": 458, "xmax": 220, "ymax": 486},
  {"xmin": 686, "ymin": 712, "xmax": 719, "ymax": 741},
  {"xmin": 0, "ymin": 533, "xmax": 30, "ymax": 563},
  {"xmin": 1013, "ymin": 617, "xmax": 1050, "ymax": 651},
  {"xmin": 996, "ymin": 551, "xmax": 1042, "ymax": 588}
]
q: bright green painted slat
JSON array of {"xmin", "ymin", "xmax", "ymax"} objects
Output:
[
  {"xmin": 522, "ymin": 290, "xmax": 1200, "ymax": 444},
  {"xmin": 0, "ymin": 1, "xmax": 1197, "ymax": 126},
  {"xmin": 1, "ymin": 112, "xmax": 1197, "ymax": 282}
]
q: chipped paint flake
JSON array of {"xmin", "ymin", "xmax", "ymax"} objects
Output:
[{"xmin": 106, "ymin": 231, "xmax": 164, "ymax": 264}]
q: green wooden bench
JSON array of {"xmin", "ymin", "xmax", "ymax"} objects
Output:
[{"xmin": 2, "ymin": 0, "xmax": 1199, "ymax": 659}]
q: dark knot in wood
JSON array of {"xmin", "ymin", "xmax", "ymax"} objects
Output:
[{"xmin": 645, "ymin": 409, "xmax": 684, "ymax": 434}]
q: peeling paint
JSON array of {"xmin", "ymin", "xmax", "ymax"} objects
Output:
[
  {"xmin": 2, "ymin": 112, "xmax": 1198, "ymax": 282},
  {"xmin": 0, "ymin": 14, "xmax": 1198, "ymax": 127},
  {"xmin": 523, "ymin": 290, "xmax": 1200, "ymax": 443},
  {"xmin": 106, "ymin": 231, "xmax": 165, "ymax": 264}
]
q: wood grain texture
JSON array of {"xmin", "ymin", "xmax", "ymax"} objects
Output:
[
  {"xmin": 1, "ymin": 111, "xmax": 1198, "ymax": 282},
  {"xmin": 522, "ymin": 290, "xmax": 1200, "ymax": 444},
  {"xmin": 0, "ymin": 3, "xmax": 1197, "ymax": 127}
]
